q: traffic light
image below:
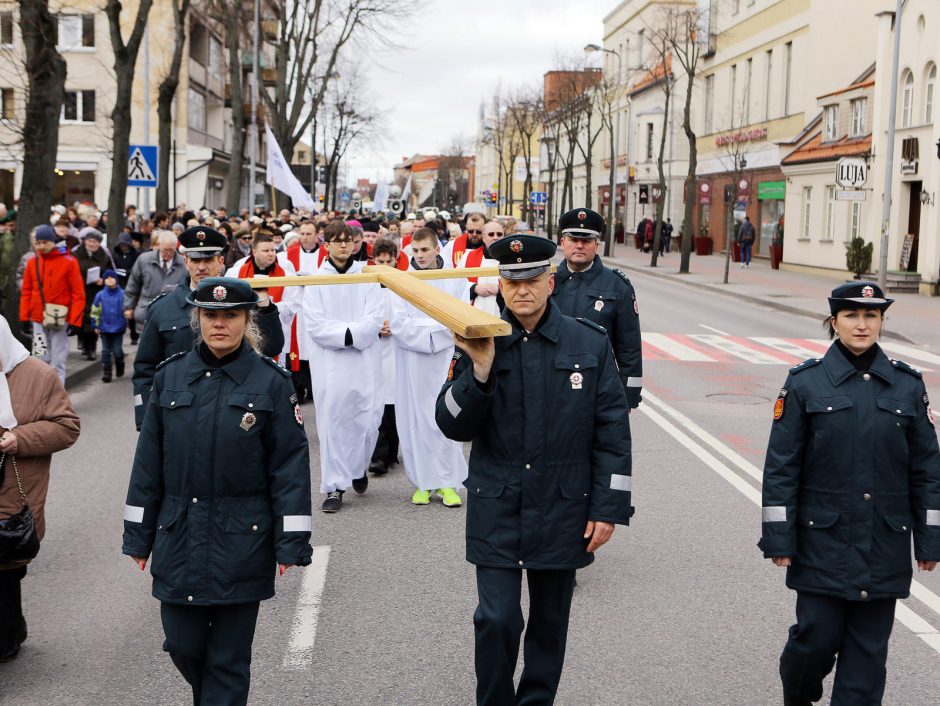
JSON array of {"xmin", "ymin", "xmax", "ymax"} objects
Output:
[
  {"xmin": 317, "ymin": 166, "xmax": 327, "ymax": 183},
  {"xmin": 490, "ymin": 192, "xmax": 497, "ymax": 204},
  {"xmin": 318, "ymin": 194, "xmax": 324, "ymax": 203}
]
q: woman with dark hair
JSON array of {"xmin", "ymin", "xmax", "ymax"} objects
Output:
[
  {"xmin": 122, "ymin": 277, "xmax": 312, "ymax": 705},
  {"xmin": 760, "ymin": 281, "xmax": 940, "ymax": 706}
]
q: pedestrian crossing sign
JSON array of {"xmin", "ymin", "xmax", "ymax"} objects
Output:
[{"xmin": 128, "ymin": 145, "xmax": 158, "ymax": 187}]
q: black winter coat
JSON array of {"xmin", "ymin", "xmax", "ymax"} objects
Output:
[
  {"xmin": 436, "ymin": 302, "xmax": 633, "ymax": 570},
  {"xmin": 760, "ymin": 344, "xmax": 940, "ymax": 600},
  {"xmin": 122, "ymin": 342, "xmax": 313, "ymax": 605}
]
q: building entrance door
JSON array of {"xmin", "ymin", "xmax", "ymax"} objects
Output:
[{"xmin": 906, "ymin": 180, "xmax": 922, "ymax": 271}]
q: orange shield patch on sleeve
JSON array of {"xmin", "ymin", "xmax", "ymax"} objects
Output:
[{"xmin": 773, "ymin": 398, "xmax": 785, "ymax": 420}]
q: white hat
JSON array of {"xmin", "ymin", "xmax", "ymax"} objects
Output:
[
  {"xmin": 406, "ymin": 212, "xmax": 417, "ymax": 220},
  {"xmin": 439, "ymin": 210, "xmax": 452, "ymax": 221},
  {"xmin": 423, "ymin": 210, "xmax": 437, "ymax": 221}
]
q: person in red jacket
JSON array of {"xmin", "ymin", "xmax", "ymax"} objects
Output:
[{"xmin": 19, "ymin": 225, "xmax": 85, "ymax": 384}]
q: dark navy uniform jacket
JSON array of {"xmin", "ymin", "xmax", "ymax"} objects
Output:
[
  {"xmin": 435, "ymin": 301, "xmax": 633, "ymax": 570},
  {"xmin": 760, "ymin": 343, "xmax": 940, "ymax": 600},
  {"xmin": 122, "ymin": 342, "xmax": 312, "ymax": 605},
  {"xmin": 132, "ymin": 282, "xmax": 285, "ymax": 429},
  {"xmin": 552, "ymin": 255, "xmax": 643, "ymax": 408}
]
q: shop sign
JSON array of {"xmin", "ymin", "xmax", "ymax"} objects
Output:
[
  {"xmin": 836, "ymin": 157, "xmax": 868, "ymax": 188},
  {"xmin": 736, "ymin": 178, "xmax": 750, "ymax": 203},
  {"xmin": 698, "ymin": 182, "xmax": 711, "ymax": 204},
  {"xmin": 757, "ymin": 181, "xmax": 785, "ymax": 200},
  {"xmin": 715, "ymin": 127, "xmax": 768, "ymax": 147}
]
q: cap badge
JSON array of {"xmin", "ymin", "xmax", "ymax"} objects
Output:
[
  {"xmin": 577, "ymin": 211, "xmax": 586, "ymax": 221},
  {"xmin": 594, "ymin": 299, "xmax": 605, "ymax": 312},
  {"xmin": 212, "ymin": 285, "xmax": 227, "ymax": 301},
  {"xmin": 861, "ymin": 285, "xmax": 874, "ymax": 298},
  {"xmin": 570, "ymin": 372, "xmax": 583, "ymax": 390},
  {"xmin": 510, "ymin": 240, "xmax": 523, "ymax": 253},
  {"xmin": 239, "ymin": 412, "xmax": 257, "ymax": 431},
  {"xmin": 196, "ymin": 230, "xmax": 206, "ymax": 241}
]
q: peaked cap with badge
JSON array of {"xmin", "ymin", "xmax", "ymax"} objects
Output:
[
  {"xmin": 186, "ymin": 276, "xmax": 259, "ymax": 310},
  {"xmin": 559, "ymin": 207, "xmax": 605, "ymax": 239},
  {"xmin": 828, "ymin": 280, "xmax": 894, "ymax": 314},
  {"xmin": 488, "ymin": 234, "xmax": 556, "ymax": 281},
  {"xmin": 179, "ymin": 226, "xmax": 228, "ymax": 259}
]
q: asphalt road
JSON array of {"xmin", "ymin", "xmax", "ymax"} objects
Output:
[{"xmin": 3, "ymin": 269, "xmax": 940, "ymax": 705}]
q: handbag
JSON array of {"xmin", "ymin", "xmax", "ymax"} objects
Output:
[
  {"xmin": 0, "ymin": 453, "xmax": 40, "ymax": 562},
  {"xmin": 34, "ymin": 257, "xmax": 69, "ymax": 330}
]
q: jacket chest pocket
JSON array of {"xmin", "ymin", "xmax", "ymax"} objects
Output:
[
  {"xmin": 805, "ymin": 395, "xmax": 853, "ymax": 429},
  {"xmin": 158, "ymin": 320, "xmax": 189, "ymax": 346},
  {"xmin": 875, "ymin": 398, "xmax": 916, "ymax": 430},
  {"xmin": 585, "ymin": 291, "xmax": 618, "ymax": 322},
  {"xmin": 226, "ymin": 393, "xmax": 274, "ymax": 437},
  {"xmin": 553, "ymin": 354, "xmax": 598, "ymax": 416}
]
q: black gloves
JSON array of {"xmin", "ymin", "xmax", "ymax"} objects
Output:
[
  {"xmin": 67, "ymin": 324, "xmax": 82, "ymax": 336},
  {"xmin": 20, "ymin": 321, "xmax": 32, "ymax": 337}
]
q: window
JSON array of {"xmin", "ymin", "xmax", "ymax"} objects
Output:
[
  {"xmin": 704, "ymin": 74, "xmax": 715, "ymax": 133},
  {"xmin": 190, "ymin": 22, "xmax": 208, "ymax": 66},
  {"xmin": 1, "ymin": 11, "xmax": 14, "ymax": 46},
  {"xmin": 849, "ymin": 202, "xmax": 861, "ymax": 242},
  {"xmin": 801, "ymin": 186, "xmax": 812, "ymax": 239},
  {"xmin": 61, "ymin": 90, "xmax": 95, "ymax": 123},
  {"xmin": 209, "ymin": 37, "xmax": 224, "ymax": 75},
  {"xmin": 636, "ymin": 29, "xmax": 644, "ymax": 68},
  {"xmin": 188, "ymin": 87, "xmax": 206, "ymax": 132},
  {"xmin": 732, "ymin": 0, "xmax": 741, "ymax": 14},
  {"xmin": 850, "ymin": 98, "xmax": 867, "ymax": 136},
  {"xmin": 1, "ymin": 88, "xmax": 13, "ymax": 120},
  {"xmin": 823, "ymin": 186, "xmax": 836, "ymax": 241},
  {"xmin": 645, "ymin": 122, "xmax": 654, "ymax": 160},
  {"xmin": 730, "ymin": 64, "xmax": 737, "ymax": 121},
  {"xmin": 925, "ymin": 63, "xmax": 936, "ymax": 123},
  {"xmin": 764, "ymin": 49, "xmax": 773, "ymax": 120},
  {"xmin": 901, "ymin": 71, "xmax": 913, "ymax": 127},
  {"xmin": 783, "ymin": 41, "xmax": 793, "ymax": 116},
  {"xmin": 823, "ymin": 106, "xmax": 838, "ymax": 141},
  {"xmin": 744, "ymin": 58, "xmax": 753, "ymax": 123},
  {"xmin": 57, "ymin": 14, "xmax": 94, "ymax": 49}
]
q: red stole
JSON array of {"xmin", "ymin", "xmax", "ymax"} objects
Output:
[
  {"xmin": 464, "ymin": 246, "xmax": 485, "ymax": 282},
  {"xmin": 449, "ymin": 233, "xmax": 469, "ymax": 268},
  {"xmin": 237, "ymin": 258, "xmax": 285, "ymax": 301}
]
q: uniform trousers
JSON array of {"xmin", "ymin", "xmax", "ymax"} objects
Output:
[
  {"xmin": 32, "ymin": 324, "xmax": 69, "ymax": 384},
  {"xmin": 0, "ymin": 566, "xmax": 27, "ymax": 655},
  {"xmin": 160, "ymin": 601, "xmax": 260, "ymax": 706},
  {"xmin": 474, "ymin": 566, "xmax": 577, "ymax": 706},
  {"xmin": 780, "ymin": 592, "xmax": 897, "ymax": 705},
  {"xmin": 371, "ymin": 404, "xmax": 399, "ymax": 467}
]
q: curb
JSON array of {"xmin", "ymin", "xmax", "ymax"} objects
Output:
[
  {"xmin": 605, "ymin": 257, "xmax": 920, "ymax": 347},
  {"xmin": 64, "ymin": 357, "xmax": 102, "ymax": 390}
]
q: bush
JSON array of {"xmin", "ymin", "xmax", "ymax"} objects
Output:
[{"xmin": 844, "ymin": 237, "xmax": 873, "ymax": 278}]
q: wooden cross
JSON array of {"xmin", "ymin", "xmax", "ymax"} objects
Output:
[{"xmin": 243, "ymin": 265, "xmax": 547, "ymax": 339}]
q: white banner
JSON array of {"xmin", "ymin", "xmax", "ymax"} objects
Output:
[
  {"xmin": 265, "ymin": 125, "xmax": 315, "ymax": 210},
  {"xmin": 372, "ymin": 182, "xmax": 390, "ymax": 212}
]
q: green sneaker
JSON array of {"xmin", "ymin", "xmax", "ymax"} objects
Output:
[
  {"xmin": 411, "ymin": 488, "xmax": 430, "ymax": 505},
  {"xmin": 436, "ymin": 488, "xmax": 462, "ymax": 507}
]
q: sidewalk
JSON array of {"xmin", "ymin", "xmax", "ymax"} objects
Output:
[{"xmin": 603, "ymin": 245, "xmax": 940, "ymax": 351}]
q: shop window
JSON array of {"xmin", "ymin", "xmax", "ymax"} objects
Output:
[
  {"xmin": 61, "ymin": 90, "xmax": 95, "ymax": 123},
  {"xmin": 1, "ymin": 11, "xmax": 14, "ymax": 46},
  {"xmin": 850, "ymin": 98, "xmax": 867, "ymax": 136},
  {"xmin": 58, "ymin": 14, "xmax": 94, "ymax": 49},
  {"xmin": 823, "ymin": 186, "xmax": 836, "ymax": 241},
  {"xmin": 800, "ymin": 186, "xmax": 812, "ymax": 240}
]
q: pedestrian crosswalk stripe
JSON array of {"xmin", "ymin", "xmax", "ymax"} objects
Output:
[
  {"xmin": 690, "ymin": 334, "xmax": 789, "ymax": 365},
  {"xmin": 642, "ymin": 333, "xmax": 716, "ymax": 362}
]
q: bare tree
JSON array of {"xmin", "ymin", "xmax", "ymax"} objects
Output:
[
  {"xmin": 155, "ymin": 0, "xmax": 190, "ymax": 211},
  {"xmin": 505, "ymin": 87, "xmax": 542, "ymax": 224},
  {"xmin": 105, "ymin": 0, "xmax": 154, "ymax": 241},
  {"xmin": 437, "ymin": 136, "xmax": 471, "ymax": 209},
  {"xmin": 643, "ymin": 22, "xmax": 675, "ymax": 268},
  {"xmin": 213, "ymin": 0, "xmax": 247, "ymax": 214},
  {"xmin": 659, "ymin": 3, "xmax": 707, "ymax": 274},
  {"xmin": 5, "ymin": 0, "xmax": 66, "ymax": 328},
  {"xmin": 716, "ymin": 107, "xmax": 754, "ymax": 284}
]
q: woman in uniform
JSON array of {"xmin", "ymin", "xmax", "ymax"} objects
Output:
[
  {"xmin": 760, "ymin": 281, "xmax": 940, "ymax": 706},
  {"xmin": 122, "ymin": 277, "xmax": 312, "ymax": 706}
]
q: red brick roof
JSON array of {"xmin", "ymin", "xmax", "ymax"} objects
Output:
[
  {"xmin": 629, "ymin": 55, "xmax": 672, "ymax": 96},
  {"xmin": 782, "ymin": 132, "xmax": 872, "ymax": 165}
]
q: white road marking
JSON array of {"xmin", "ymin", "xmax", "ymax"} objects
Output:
[
  {"xmin": 879, "ymin": 341, "xmax": 940, "ymax": 367},
  {"xmin": 750, "ymin": 337, "xmax": 824, "ymax": 362},
  {"xmin": 283, "ymin": 545, "xmax": 331, "ymax": 670},
  {"xmin": 698, "ymin": 324, "xmax": 730, "ymax": 336},
  {"xmin": 639, "ymin": 393, "xmax": 940, "ymax": 656},
  {"xmin": 643, "ymin": 333, "xmax": 716, "ymax": 362},
  {"xmin": 690, "ymin": 334, "xmax": 787, "ymax": 365}
]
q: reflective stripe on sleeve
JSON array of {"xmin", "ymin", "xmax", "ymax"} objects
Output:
[
  {"xmin": 762, "ymin": 506, "xmax": 787, "ymax": 523},
  {"xmin": 445, "ymin": 387, "xmax": 461, "ymax": 418},
  {"xmin": 627, "ymin": 377, "xmax": 643, "ymax": 387},
  {"xmin": 134, "ymin": 394, "xmax": 143, "ymax": 406},
  {"xmin": 124, "ymin": 504, "xmax": 145, "ymax": 523},
  {"xmin": 927, "ymin": 509, "xmax": 940, "ymax": 527},
  {"xmin": 283, "ymin": 515, "xmax": 312, "ymax": 532},
  {"xmin": 610, "ymin": 474, "xmax": 631, "ymax": 491}
]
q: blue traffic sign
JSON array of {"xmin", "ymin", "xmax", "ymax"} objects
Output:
[
  {"xmin": 529, "ymin": 191, "xmax": 547, "ymax": 205},
  {"xmin": 127, "ymin": 145, "xmax": 158, "ymax": 188}
]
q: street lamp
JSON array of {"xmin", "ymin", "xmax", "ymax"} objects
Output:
[{"xmin": 586, "ymin": 42, "xmax": 622, "ymax": 257}]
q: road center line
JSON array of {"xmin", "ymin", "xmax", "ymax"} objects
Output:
[
  {"xmin": 639, "ymin": 394, "xmax": 940, "ymax": 656},
  {"xmin": 283, "ymin": 545, "xmax": 331, "ymax": 671},
  {"xmin": 698, "ymin": 324, "xmax": 730, "ymax": 336}
]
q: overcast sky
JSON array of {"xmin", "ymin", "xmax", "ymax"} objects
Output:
[{"xmin": 341, "ymin": 0, "xmax": 615, "ymax": 183}]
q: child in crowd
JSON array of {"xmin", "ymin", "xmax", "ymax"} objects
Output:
[
  {"xmin": 90, "ymin": 269, "xmax": 127, "ymax": 382},
  {"xmin": 368, "ymin": 238, "xmax": 401, "ymax": 475}
]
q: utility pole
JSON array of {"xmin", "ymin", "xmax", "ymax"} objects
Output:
[
  {"xmin": 248, "ymin": 0, "xmax": 260, "ymax": 210},
  {"xmin": 143, "ymin": 26, "xmax": 150, "ymax": 218},
  {"xmin": 585, "ymin": 43, "xmax": 622, "ymax": 257},
  {"xmin": 878, "ymin": 0, "xmax": 903, "ymax": 292}
]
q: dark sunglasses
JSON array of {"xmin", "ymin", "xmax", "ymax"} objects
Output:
[
  {"xmin": 466, "ymin": 229, "xmax": 484, "ymax": 235},
  {"xmin": 489, "ymin": 231, "xmax": 505, "ymax": 237}
]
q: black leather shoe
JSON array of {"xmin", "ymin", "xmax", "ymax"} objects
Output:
[
  {"xmin": 368, "ymin": 460, "xmax": 388, "ymax": 475},
  {"xmin": 352, "ymin": 473, "xmax": 369, "ymax": 494},
  {"xmin": 783, "ymin": 692, "xmax": 812, "ymax": 706},
  {"xmin": 115, "ymin": 359, "xmax": 125, "ymax": 377},
  {"xmin": 321, "ymin": 491, "xmax": 343, "ymax": 513}
]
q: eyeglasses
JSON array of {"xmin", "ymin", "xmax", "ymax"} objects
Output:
[
  {"xmin": 239, "ymin": 236, "xmax": 252, "ymax": 241},
  {"xmin": 466, "ymin": 229, "xmax": 483, "ymax": 235},
  {"xmin": 489, "ymin": 232, "xmax": 504, "ymax": 237}
]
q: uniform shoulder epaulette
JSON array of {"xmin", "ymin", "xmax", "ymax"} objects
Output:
[
  {"xmin": 150, "ymin": 291, "xmax": 171, "ymax": 305},
  {"xmin": 612, "ymin": 268, "xmax": 633, "ymax": 286},
  {"xmin": 889, "ymin": 358, "xmax": 923, "ymax": 378},
  {"xmin": 260, "ymin": 355, "xmax": 292, "ymax": 377},
  {"xmin": 575, "ymin": 317, "xmax": 608, "ymax": 335},
  {"xmin": 156, "ymin": 351, "xmax": 187, "ymax": 370},
  {"xmin": 789, "ymin": 357, "xmax": 823, "ymax": 374}
]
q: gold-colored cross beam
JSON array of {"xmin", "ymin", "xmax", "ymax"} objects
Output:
[{"xmin": 243, "ymin": 265, "xmax": 555, "ymax": 339}]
